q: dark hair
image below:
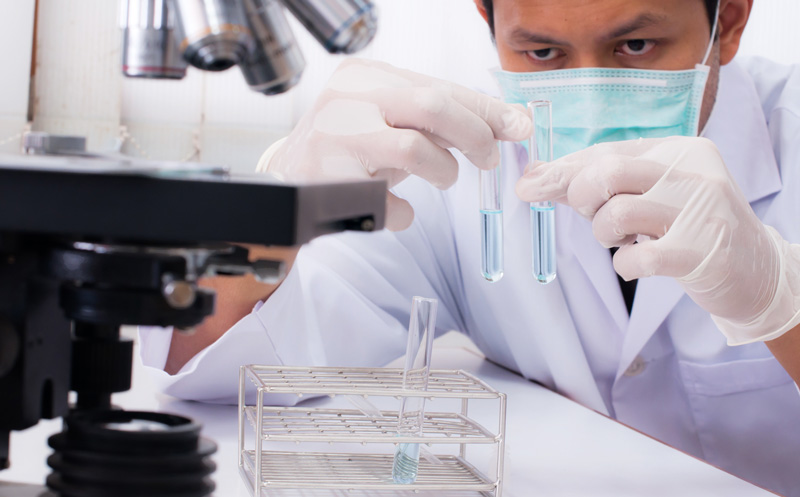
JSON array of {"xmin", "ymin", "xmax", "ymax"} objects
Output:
[{"xmin": 480, "ymin": 0, "xmax": 717, "ymax": 36}]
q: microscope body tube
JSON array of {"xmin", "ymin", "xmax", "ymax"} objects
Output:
[
  {"xmin": 121, "ymin": 0, "xmax": 188, "ymax": 78},
  {"xmin": 240, "ymin": 0, "xmax": 305, "ymax": 94},
  {"xmin": 280, "ymin": 0, "xmax": 377, "ymax": 53},
  {"xmin": 172, "ymin": 0, "xmax": 255, "ymax": 71}
]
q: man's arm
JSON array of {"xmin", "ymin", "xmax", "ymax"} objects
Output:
[
  {"xmin": 164, "ymin": 245, "xmax": 299, "ymax": 375},
  {"xmin": 767, "ymin": 324, "xmax": 800, "ymax": 385}
]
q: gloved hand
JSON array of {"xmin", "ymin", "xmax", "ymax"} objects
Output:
[
  {"xmin": 257, "ymin": 58, "xmax": 532, "ymax": 231},
  {"xmin": 516, "ymin": 136, "xmax": 800, "ymax": 345}
]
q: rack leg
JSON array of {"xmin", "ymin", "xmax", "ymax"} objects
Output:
[
  {"xmin": 254, "ymin": 389, "xmax": 264, "ymax": 497},
  {"xmin": 238, "ymin": 366, "xmax": 245, "ymax": 469}
]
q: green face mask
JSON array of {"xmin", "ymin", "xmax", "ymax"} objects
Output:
[
  {"xmin": 493, "ymin": 3, "xmax": 718, "ymax": 160},
  {"xmin": 494, "ymin": 65, "xmax": 710, "ymax": 160}
]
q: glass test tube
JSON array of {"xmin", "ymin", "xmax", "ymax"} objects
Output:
[
  {"xmin": 528, "ymin": 100, "xmax": 557, "ymax": 284},
  {"xmin": 479, "ymin": 150, "xmax": 503, "ymax": 282},
  {"xmin": 392, "ymin": 296, "xmax": 438, "ymax": 484}
]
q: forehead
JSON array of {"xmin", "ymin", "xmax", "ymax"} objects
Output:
[
  {"xmin": 491, "ymin": 0, "xmax": 709, "ymax": 39},
  {"xmin": 492, "ymin": 0, "xmax": 707, "ymax": 25}
]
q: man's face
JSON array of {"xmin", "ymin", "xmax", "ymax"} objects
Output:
[
  {"xmin": 492, "ymin": 0, "xmax": 712, "ymax": 72},
  {"xmin": 489, "ymin": 0, "xmax": 718, "ymax": 130}
]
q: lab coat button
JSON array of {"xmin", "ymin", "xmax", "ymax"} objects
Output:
[{"xmin": 624, "ymin": 356, "xmax": 647, "ymax": 377}]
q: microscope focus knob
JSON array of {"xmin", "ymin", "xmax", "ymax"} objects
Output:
[{"xmin": 162, "ymin": 279, "xmax": 197, "ymax": 309}]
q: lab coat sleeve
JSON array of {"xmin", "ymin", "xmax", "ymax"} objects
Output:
[{"xmin": 139, "ymin": 175, "xmax": 468, "ymax": 405}]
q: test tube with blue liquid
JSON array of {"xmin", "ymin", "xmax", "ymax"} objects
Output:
[
  {"xmin": 392, "ymin": 296, "xmax": 438, "ymax": 484},
  {"xmin": 479, "ymin": 147, "xmax": 503, "ymax": 282},
  {"xmin": 528, "ymin": 100, "xmax": 557, "ymax": 284}
]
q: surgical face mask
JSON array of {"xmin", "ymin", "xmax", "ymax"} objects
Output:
[{"xmin": 494, "ymin": 3, "xmax": 719, "ymax": 160}]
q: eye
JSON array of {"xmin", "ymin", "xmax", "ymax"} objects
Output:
[
  {"xmin": 617, "ymin": 39, "xmax": 655, "ymax": 56},
  {"xmin": 527, "ymin": 48, "xmax": 561, "ymax": 62}
]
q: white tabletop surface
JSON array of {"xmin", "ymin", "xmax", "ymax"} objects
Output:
[{"xmin": 2, "ymin": 335, "xmax": 778, "ymax": 497}]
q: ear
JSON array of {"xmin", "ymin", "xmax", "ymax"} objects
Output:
[
  {"xmin": 717, "ymin": 0, "xmax": 754, "ymax": 64},
  {"xmin": 474, "ymin": 0, "xmax": 491, "ymax": 26}
]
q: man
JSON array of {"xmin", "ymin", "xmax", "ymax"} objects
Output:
[{"xmin": 140, "ymin": 0, "xmax": 800, "ymax": 494}]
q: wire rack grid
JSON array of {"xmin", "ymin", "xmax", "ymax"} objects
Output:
[{"xmin": 238, "ymin": 365, "xmax": 507, "ymax": 497}]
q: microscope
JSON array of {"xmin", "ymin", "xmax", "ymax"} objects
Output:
[{"xmin": 0, "ymin": 1, "xmax": 381, "ymax": 496}]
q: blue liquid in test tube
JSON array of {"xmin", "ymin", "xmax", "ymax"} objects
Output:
[
  {"xmin": 479, "ymin": 148, "xmax": 503, "ymax": 282},
  {"xmin": 392, "ymin": 442, "xmax": 421, "ymax": 484},
  {"xmin": 528, "ymin": 100, "xmax": 557, "ymax": 284},
  {"xmin": 480, "ymin": 208, "xmax": 503, "ymax": 282},
  {"xmin": 531, "ymin": 203, "xmax": 556, "ymax": 283}
]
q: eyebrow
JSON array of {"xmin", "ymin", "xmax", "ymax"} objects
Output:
[
  {"xmin": 508, "ymin": 28, "xmax": 569, "ymax": 47},
  {"xmin": 507, "ymin": 12, "xmax": 669, "ymax": 47},
  {"xmin": 605, "ymin": 13, "xmax": 669, "ymax": 40}
]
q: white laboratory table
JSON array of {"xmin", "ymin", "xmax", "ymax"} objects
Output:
[{"xmin": 2, "ymin": 340, "xmax": 779, "ymax": 497}]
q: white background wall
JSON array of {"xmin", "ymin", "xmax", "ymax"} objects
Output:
[
  {"xmin": 0, "ymin": 0, "xmax": 35, "ymax": 152},
  {"xmin": 0, "ymin": 0, "xmax": 798, "ymax": 171}
]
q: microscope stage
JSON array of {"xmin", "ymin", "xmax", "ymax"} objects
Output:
[{"xmin": 0, "ymin": 154, "xmax": 386, "ymax": 246}]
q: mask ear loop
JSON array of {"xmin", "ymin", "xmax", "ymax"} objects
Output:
[
  {"xmin": 698, "ymin": 0, "xmax": 721, "ymax": 137},
  {"xmin": 702, "ymin": 0, "xmax": 721, "ymax": 65}
]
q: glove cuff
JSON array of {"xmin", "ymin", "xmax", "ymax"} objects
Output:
[{"xmin": 714, "ymin": 226, "xmax": 800, "ymax": 346}]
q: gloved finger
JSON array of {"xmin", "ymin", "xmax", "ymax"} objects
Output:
[
  {"xmin": 371, "ymin": 166, "xmax": 411, "ymax": 190},
  {"xmin": 592, "ymin": 195, "xmax": 681, "ymax": 248},
  {"xmin": 325, "ymin": 59, "xmax": 406, "ymax": 92},
  {"xmin": 566, "ymin": 155, "xmax": 668, "ymax": 219},
  {"xmin": 563, "ymin": 137, "xmax": 681, "ymax": 162},
  {"xmin": 516, "ymin": 138, "xmax": 679, "ymax": 204},
  {"xmin": 328, "ymin": 60, "xmax": 531, "ymax": 143},
  {"xmin": 355, "ymin": 128, "xmax": 459, "ymax": 190},
  {"xmin": 385, "ymin": 192, "xmax": 414, "ymax": 231},
  {"xmin": 378, "ymin": 87, "xmax": 499, "ymax": 170},
  {"xmin": 419, "ymin": 130, "xmax": 453, "ymax": 151},
  {"xmin": 449, "ymin": 85, "xmax": 533, "ymax": 142},
  {"xmin": 612, "ymin": 239, "xmax": 701, "ymax": 281},
  {"xmin": 515, "ymin": 160, "xmax": 584, "ymax": 204}
]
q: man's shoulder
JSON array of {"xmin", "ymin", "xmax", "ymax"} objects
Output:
[{"xmin": 733, "ymin": 56, "xmax": 800, "ymax": 116}]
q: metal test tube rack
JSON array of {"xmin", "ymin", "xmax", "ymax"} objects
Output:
[{"xmin": 238, "ymin": 365, "xmax": 507, "ymax": 496}]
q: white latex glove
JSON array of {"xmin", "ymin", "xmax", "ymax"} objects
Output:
[
  {"xmin": 258, "ymin": 58, "xmax": 532, "ymax": 231},
  {"xmin": 516, "ymin": 136, "xmax": 800, "ymax": 345}
]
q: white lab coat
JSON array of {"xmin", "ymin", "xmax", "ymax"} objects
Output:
[{"xmin": 140, "ymin": 57, "xmax": 800, "ymax": 496}]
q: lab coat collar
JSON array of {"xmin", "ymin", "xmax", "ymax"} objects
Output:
[
  {"xmin": 702, "ymin": 59, "xmax": 782, "ymax": 204},
  {"xmin": 561, "ymin": 208, "xmax": 631, "ymax": 334}
]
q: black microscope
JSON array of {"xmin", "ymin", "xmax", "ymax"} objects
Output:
[{"xmin": 0, "ymin": 0, "xmax": 381, "ymax": 495}]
